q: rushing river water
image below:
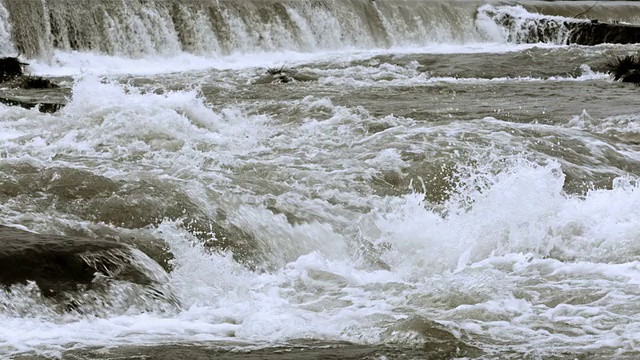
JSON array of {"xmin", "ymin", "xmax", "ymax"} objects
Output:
[{"xmin": 1, "ymin": 0, "xmax": 640, "ymax": 359}]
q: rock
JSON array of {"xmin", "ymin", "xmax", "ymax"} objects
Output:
[
  {"xmin": 0, "ymin": 93, "xmax": 65, "ymax": 113},
  {"xmin": 20, "ymin": 76, "xmax": 59, "ymax": 89},
  {"xmin": 567, "ymin": 20, "xmax": 640, "ymax": 46},
  {"xmin": 0, "ymin": 56, "xmax": 65, "ymax": 113},
  {"xmin": 84, "ymin": 225, "xmax": 176, "ymax": 273},
  {"xmin": 0, "ymin": 56, "xmax": 27, "ymax": 81},
  {"xmin": 387, "ymin": 316, "xmax": 483, "ymax": 358},
  {"xmin": 483, "ymin": 9, "xmax": 640, "ymax": 46},
  {"xmin": 0, "ymin": 225, "xmax": 166, "ymax": 296}
]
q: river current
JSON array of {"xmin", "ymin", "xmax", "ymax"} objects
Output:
[{"xmin": 1, "ymin": 1, "xmax": 640, "ymax": 359}]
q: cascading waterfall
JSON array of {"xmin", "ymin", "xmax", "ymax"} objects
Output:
[
  {"xmin": 2, "ymin": 0, "xmax": 640, "ymax": 60},
  {"xmin": 1, "ymin": 0, "xmax": 488, "ymax": 59},
  {"xmin": 0, "ymin": 0, "xmax": 14, "ymax": 56}
]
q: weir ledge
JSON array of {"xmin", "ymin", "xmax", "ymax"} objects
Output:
[{"xmin": 567, "ymin": 20, "xmax": 640, "ymax": 46}]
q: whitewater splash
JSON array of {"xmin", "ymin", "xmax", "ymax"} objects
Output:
[
  {"xmin": 2, "ymin": 0, "xmax": 640, "ymax": 357},
  {"xmin": 2, "ymin": 72, "xmax": 640, "ymax": 357}
]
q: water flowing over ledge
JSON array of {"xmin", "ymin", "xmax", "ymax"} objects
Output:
[{"xmin": 2, "ymin": 0, "xmax": 640, "ymax": 60}]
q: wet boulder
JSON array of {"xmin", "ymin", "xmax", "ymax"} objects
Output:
[
  {"xmin": 387, "ymin": 316, "xmax": 483, "ymax": 358},
  {"xmin": 0, "ymin": 56, "xmax": 27, "ymax": 82},
  {"xmin": 0, "ymin": 225, "xmax": 166, "ymax": 296},
  {"xmin": 0, "ymin": 56, "xmax": 65, "ymax": 113}
]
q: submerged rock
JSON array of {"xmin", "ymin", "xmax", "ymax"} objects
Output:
[
  {"xmin": 388, "ymin": 316, "xmax": 483, "ymax": 358},
  {"xmin": 0, "ymin": 225, "xmax": 166, "ymax": 296}
]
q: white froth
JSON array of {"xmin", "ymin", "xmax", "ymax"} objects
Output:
[
  {"xmin": 26, "ymin": 42, "xmax": 570, "ymax": 77},
  {"xmin": 1, "ymin": 12, "xmax": 640, "ymax": 356},
  {"xmin": 313, "ymin": 61, "xmax": 608, "ymax": 88}
]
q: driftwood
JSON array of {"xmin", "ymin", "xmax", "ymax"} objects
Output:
[
  {"xmin": 267, "ymin": 65, "xmax": 294, "ymax": 84},
  {"xmin": 606, "ymin": 54, "xmax": 640, "ymax": 84},
  {"xmin": 260, "ymin": 65, "xmax": 317, "ymax": 84}
]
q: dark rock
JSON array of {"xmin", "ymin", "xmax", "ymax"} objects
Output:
[
  {"xmin": 0, "ymin": 225, "xmax": 164, "ymax": 296},
  {"xmin": 0, "ymin": 56, "xmax": 27, "ymax": 81},
  {"xmin": 0, "ymin": 56, "xmax": 65, "ymax": 113},
  {"xmin": 254, "ymin": 66, "xmax": 317, "ymax": 85},
  {"xmin": 481, "ymin": 8, "xmax": 640, "ymax": 46},
  {"xmin": 81, "ymin": 225, "xmax": 176, "ymax": 274},
  {"xmin": 387, "ymin": 316, "xmax": 483, "ymax": 358},
  {"xmin": 0, "ymin": 162, "xmax": 261, "ymax": 271},
  {"xmin": 20, "ymin": 76, "xmax": 59, "ymax": 89},
  {"xmin": 567, "ymin": 21, "xmax": 640, "ymax": 46}
]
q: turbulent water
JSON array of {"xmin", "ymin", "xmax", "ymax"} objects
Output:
[{"xmin": 1, "ymin": 0, "xmax": 640, "ymax": 359}]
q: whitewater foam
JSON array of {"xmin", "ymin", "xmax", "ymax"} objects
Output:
[
  {"xmin": 4, "ymin": 155, "xmax": 640, "ymax": 357},
  {"xmin": 24, "ymin": 41, "xmax": 573, "ymax": 78},
  {"xmin": 314, "ymin": 61, "xmax": 608, "ymax": 87},
  {"xmin": 2, "ymin": 26, "xmax": 640, "ymax": 357}
]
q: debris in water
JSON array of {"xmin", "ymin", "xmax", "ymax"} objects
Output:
[
  {"xmin": 267, "ymin": 65, "xmax": 294, "ymax": 84},
  {"xmin": 606, "ymin": 54, "xmax": 640, "ymax": 84}
]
